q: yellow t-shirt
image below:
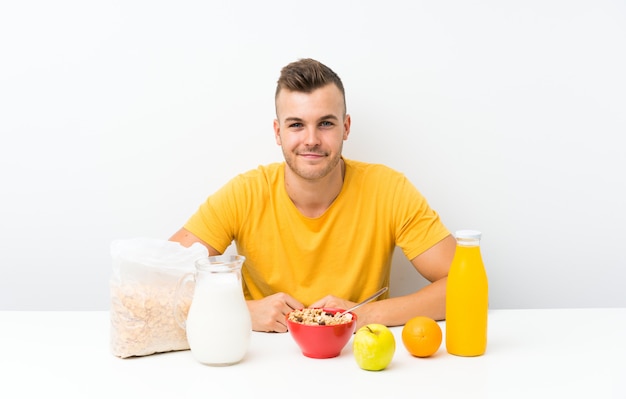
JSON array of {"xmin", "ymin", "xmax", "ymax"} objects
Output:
[{"xmin": 184, "ymin": 158, "xmax": 450, "ymax": 306}]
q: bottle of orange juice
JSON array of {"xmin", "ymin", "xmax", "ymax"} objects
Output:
[{"xmin": 445, "ymin": 230, "xmax": 488, "ymax": 356}]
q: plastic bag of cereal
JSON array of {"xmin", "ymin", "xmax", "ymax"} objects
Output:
[{"xmin": 110, "ymin": 238, "xmax": 208, "ymax": 358}]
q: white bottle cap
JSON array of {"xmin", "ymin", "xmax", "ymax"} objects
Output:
[{"xmin": 455, "ymin": 230, "xmax": 482, "ymax": 240}]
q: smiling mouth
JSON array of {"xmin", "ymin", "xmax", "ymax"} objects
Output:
[{"xmin": 298, "ymin": 151, "xmax": 327, "ymax": 157}]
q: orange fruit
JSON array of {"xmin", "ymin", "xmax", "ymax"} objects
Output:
[{"xmin": 401, "ymin": 316, "xmax": 442, "ymax": 358}]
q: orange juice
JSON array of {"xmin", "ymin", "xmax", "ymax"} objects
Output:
[{"xmin": 445, "ymin": 230, "xmax": 488, "ymax": 356}]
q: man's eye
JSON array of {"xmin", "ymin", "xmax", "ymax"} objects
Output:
[
  {"xmin": 320, "ymin": 121, "xmax": 334, "ymax": 127},
  {"xmin": 289, "ymin": 123, "xmax": 303, "ymax": 128}
]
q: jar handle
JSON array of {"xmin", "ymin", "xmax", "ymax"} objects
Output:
[{"xmin": 173, "ymin": 272, "xmax": 194, "ymax": 330}]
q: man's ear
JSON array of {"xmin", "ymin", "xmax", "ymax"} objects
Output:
[
  {"xmin": 273, "ymin": 119, "xmax": 282, "ymax": 145},
  {"xmin": 343, "ymin": 114, "xmax": 351, "ymax": 140}
]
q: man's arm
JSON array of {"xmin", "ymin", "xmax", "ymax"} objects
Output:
[
  {"xmin": 310, "ymin": 234, "xmax": 456, "ymax": 329},
  {"xmin": 169, "ymin": 227, "xmax": 303, "ymax": 333},
  {"xmin": 169, "ymin": 227, "xmax": 221, "ymax": 255}
]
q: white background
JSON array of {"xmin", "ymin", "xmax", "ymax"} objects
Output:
[{"xmin": 1, "ymin": 0, "xmax": 625, "ymax": 310}]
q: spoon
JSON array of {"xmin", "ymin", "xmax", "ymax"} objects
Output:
[{"xmin": 336, "ymin": 287, "xmax": 388, "ymax": 317}]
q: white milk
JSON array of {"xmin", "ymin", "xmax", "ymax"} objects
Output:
[{"xmin": 185, "ymin": 271, "xmax": 252, "ymax": 366}]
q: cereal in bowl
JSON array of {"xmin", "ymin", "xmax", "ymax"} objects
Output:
[{"xmin": 288, "ymin": 308, "xmax": 353, "ymax": 326}]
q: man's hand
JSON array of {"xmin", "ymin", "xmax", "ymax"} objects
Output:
[
  {"xmin": 310, "ymin": 296, "xmax": 372, "ymax": 329},
  {"xmin": 309, "ymin": 295, "xmax": 382, "ymax": 330},
  {"xmin": 247, "ymin": 293, "xmax": 304, "ymax": 333},
  {"xmin": 308, "ymin": 295, "xmax": 356, "ymax": 312}
]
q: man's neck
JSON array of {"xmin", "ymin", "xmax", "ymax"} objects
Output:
[{"xmin": 284, "ymin": 159, "xmax": 345, "ymax": 218}]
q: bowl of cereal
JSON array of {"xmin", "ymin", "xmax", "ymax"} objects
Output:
[{"xmin": 286, "ymin": 308, "xmax": 357, "ymax": 359}]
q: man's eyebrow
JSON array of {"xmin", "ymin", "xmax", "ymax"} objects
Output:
[
  {"xmin": 283, "ymin": 115, "xmax": 339, "ymax": 123},
  {"xmin": 318, "ymin": 114, "xmax": 339, "ymax": 121},
  {"xmin": 283, "ymin": 114, "xmax": 339, "ymax": 123}
]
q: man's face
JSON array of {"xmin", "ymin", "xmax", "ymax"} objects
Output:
[{"xmin": 273, "ymin": 84, "xmax": 351, "ymax": 182}]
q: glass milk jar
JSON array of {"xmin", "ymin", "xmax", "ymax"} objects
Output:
[{"xmin": 175, "ymin": 255, "xmax": 251, "ymax": 366}]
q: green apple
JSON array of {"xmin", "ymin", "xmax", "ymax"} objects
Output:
[{"xmin": 353, "ymin": 324, "xmax": 396, "ymax": 371}]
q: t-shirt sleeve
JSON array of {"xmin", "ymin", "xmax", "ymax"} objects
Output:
[
  {"xmin": 393, "ymin": 174, "xmax": 450, "ymax": 260},
  {"xmin": 183, "ymin": 176, "xmax": 247, "ymax": 253}
]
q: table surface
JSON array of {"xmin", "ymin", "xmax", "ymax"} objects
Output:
[{"xmin": 1, "ymin": 308, "xmax": 625, "ymax": 399}]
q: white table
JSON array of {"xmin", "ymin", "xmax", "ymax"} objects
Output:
[{"xmin": 1, "ymin": 309, "xmax": 625, "ymax": 398}]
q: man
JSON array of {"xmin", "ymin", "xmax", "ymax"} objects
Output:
[{"xmin": 170, "ymin": 58, "xmax": 456, "ymax": 332}]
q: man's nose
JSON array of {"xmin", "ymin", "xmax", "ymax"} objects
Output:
[{"xmin": 303, "ymin": 127, "xmax": 321, "ymax": 145}]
